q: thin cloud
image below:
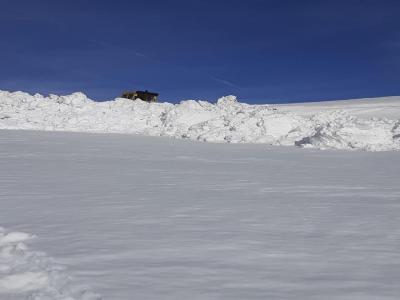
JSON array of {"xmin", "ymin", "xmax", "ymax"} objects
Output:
[{"xmin": 210, "ymin": 76, "xmax": 239, "ymax": 88}]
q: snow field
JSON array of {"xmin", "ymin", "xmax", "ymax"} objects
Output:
[
  {"xmin": 1, "ymin": 90, "xmax": 399, "ymax": 151},
  {"xmin": 0, "ymin": 227, "xmax": 101, "ymax": 300},
  {"xmin": 1, "ymin": 130, "xmax": 400, "ymax": 299}
]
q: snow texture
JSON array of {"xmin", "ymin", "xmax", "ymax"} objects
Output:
[
  {"xmin": 0, "ymin": 227, "xmax": 101, "ymax": 299},
  {"xmin": 1, "ymin": 130, "xmax": 400, "ymax": 300},
  {"xmin": 1, "ymin": 90, "xmax": 399, "ymax": 151}
]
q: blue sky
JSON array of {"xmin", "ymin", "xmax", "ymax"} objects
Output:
[{"xmin": 1, "ymin": 0, "xmax": 400, "ymax": 103}]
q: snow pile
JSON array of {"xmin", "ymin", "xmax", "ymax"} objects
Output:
[
  {"xmin": 0, "ymin": 90, "xmax": 399, "ymax": 151},
  {"xmin": 295, "ymin": 112, "xmax": 400, "ymax": 151},
  {"xmin": 0, "ymin": 227, "xmax": 101, "ymax": 300}
]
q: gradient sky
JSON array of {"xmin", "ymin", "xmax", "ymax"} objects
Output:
[{"xmin": 1, "ymin": 0, "xmax": 400, "ymax": 103}]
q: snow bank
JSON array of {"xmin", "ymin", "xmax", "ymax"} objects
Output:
[
  {"xmin": 0, "ymin": 90, "xmax": 399, "ymax": 151},
  {"xmin": 0, "ymin": 227, "xmax": 101, "ymax": 299}
]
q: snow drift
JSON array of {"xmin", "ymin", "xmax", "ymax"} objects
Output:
[
  {"xmin": 0, "ymin": 227, "xmax": 101, "ymax": 299},
  {"xmin": 0, "ymin": 90, "xmax": 399, "ymax": 151}
]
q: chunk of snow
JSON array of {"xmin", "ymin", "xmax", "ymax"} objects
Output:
[
  {"xmin": 0, "ymin": 272, "xmax": 49, "ymax": 293},
  {"xmin": 0, "ymin": 228, "xmax": 101, "ymax": 299},
  {"xmin": 0, "ymin": 232, "xmax": 34, "ymax": 245}
]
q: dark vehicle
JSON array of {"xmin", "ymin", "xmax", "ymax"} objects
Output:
[{"xmin": 121, "ymin": 90, "xmax": 159, "ymax": 103}]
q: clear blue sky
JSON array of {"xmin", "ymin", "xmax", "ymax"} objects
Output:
[{"xmin": 1, "ymin": 0, "xmax": 400, "ymax": 103}]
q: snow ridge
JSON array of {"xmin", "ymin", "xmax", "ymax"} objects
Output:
[
  {"xmin": 0, "ymin": 90, "xmax": 399, "ymax": 151},
  {"xmin": 0, "ymin": 227, "xmax": 101, "ymax": 300}
]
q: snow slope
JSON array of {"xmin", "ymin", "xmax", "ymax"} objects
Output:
[
  {"xmin": 1, "ymin": 130, "xmax": 400, "ymax": 299},
  {"xmin": 279, "ymin": 96, "xmax": 400, "ymax": 119},
  {"xmin": 1, "ymin": 90, "xmax": 399, "ymax": 151}
]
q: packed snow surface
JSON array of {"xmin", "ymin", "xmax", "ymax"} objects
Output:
[
  {"xmin": 1, "ymin": 90, "xmax": 399, "ymax": 151},
  {"xmin": 1, "ymin": 130, "xmax": 400, "ymax": 299}
]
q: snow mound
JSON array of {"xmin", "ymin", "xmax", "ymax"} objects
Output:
[
  {"xmin": 0, "ymin": 90, "xmax": 399, "ymax": 151},
  {"xmin": 0, "ymin": 227, "xmax": 101, "ymax": 299}
]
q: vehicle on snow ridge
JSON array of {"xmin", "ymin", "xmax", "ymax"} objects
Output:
[{"xmin": 121, "ymin": 90, "xmax": 159, "ymax": 103}]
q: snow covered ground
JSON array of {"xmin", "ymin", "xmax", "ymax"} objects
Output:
[
  {"xmin": 1, "ymin": 90, "xmax": 399, "ymax": 151},
  {"xmin": 1, "ymin": 130, "xmax": 400, "ymax": 299},
  {"xmin": 279, "ymin": 96, "xmax": 400, "ymax": 119}
]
